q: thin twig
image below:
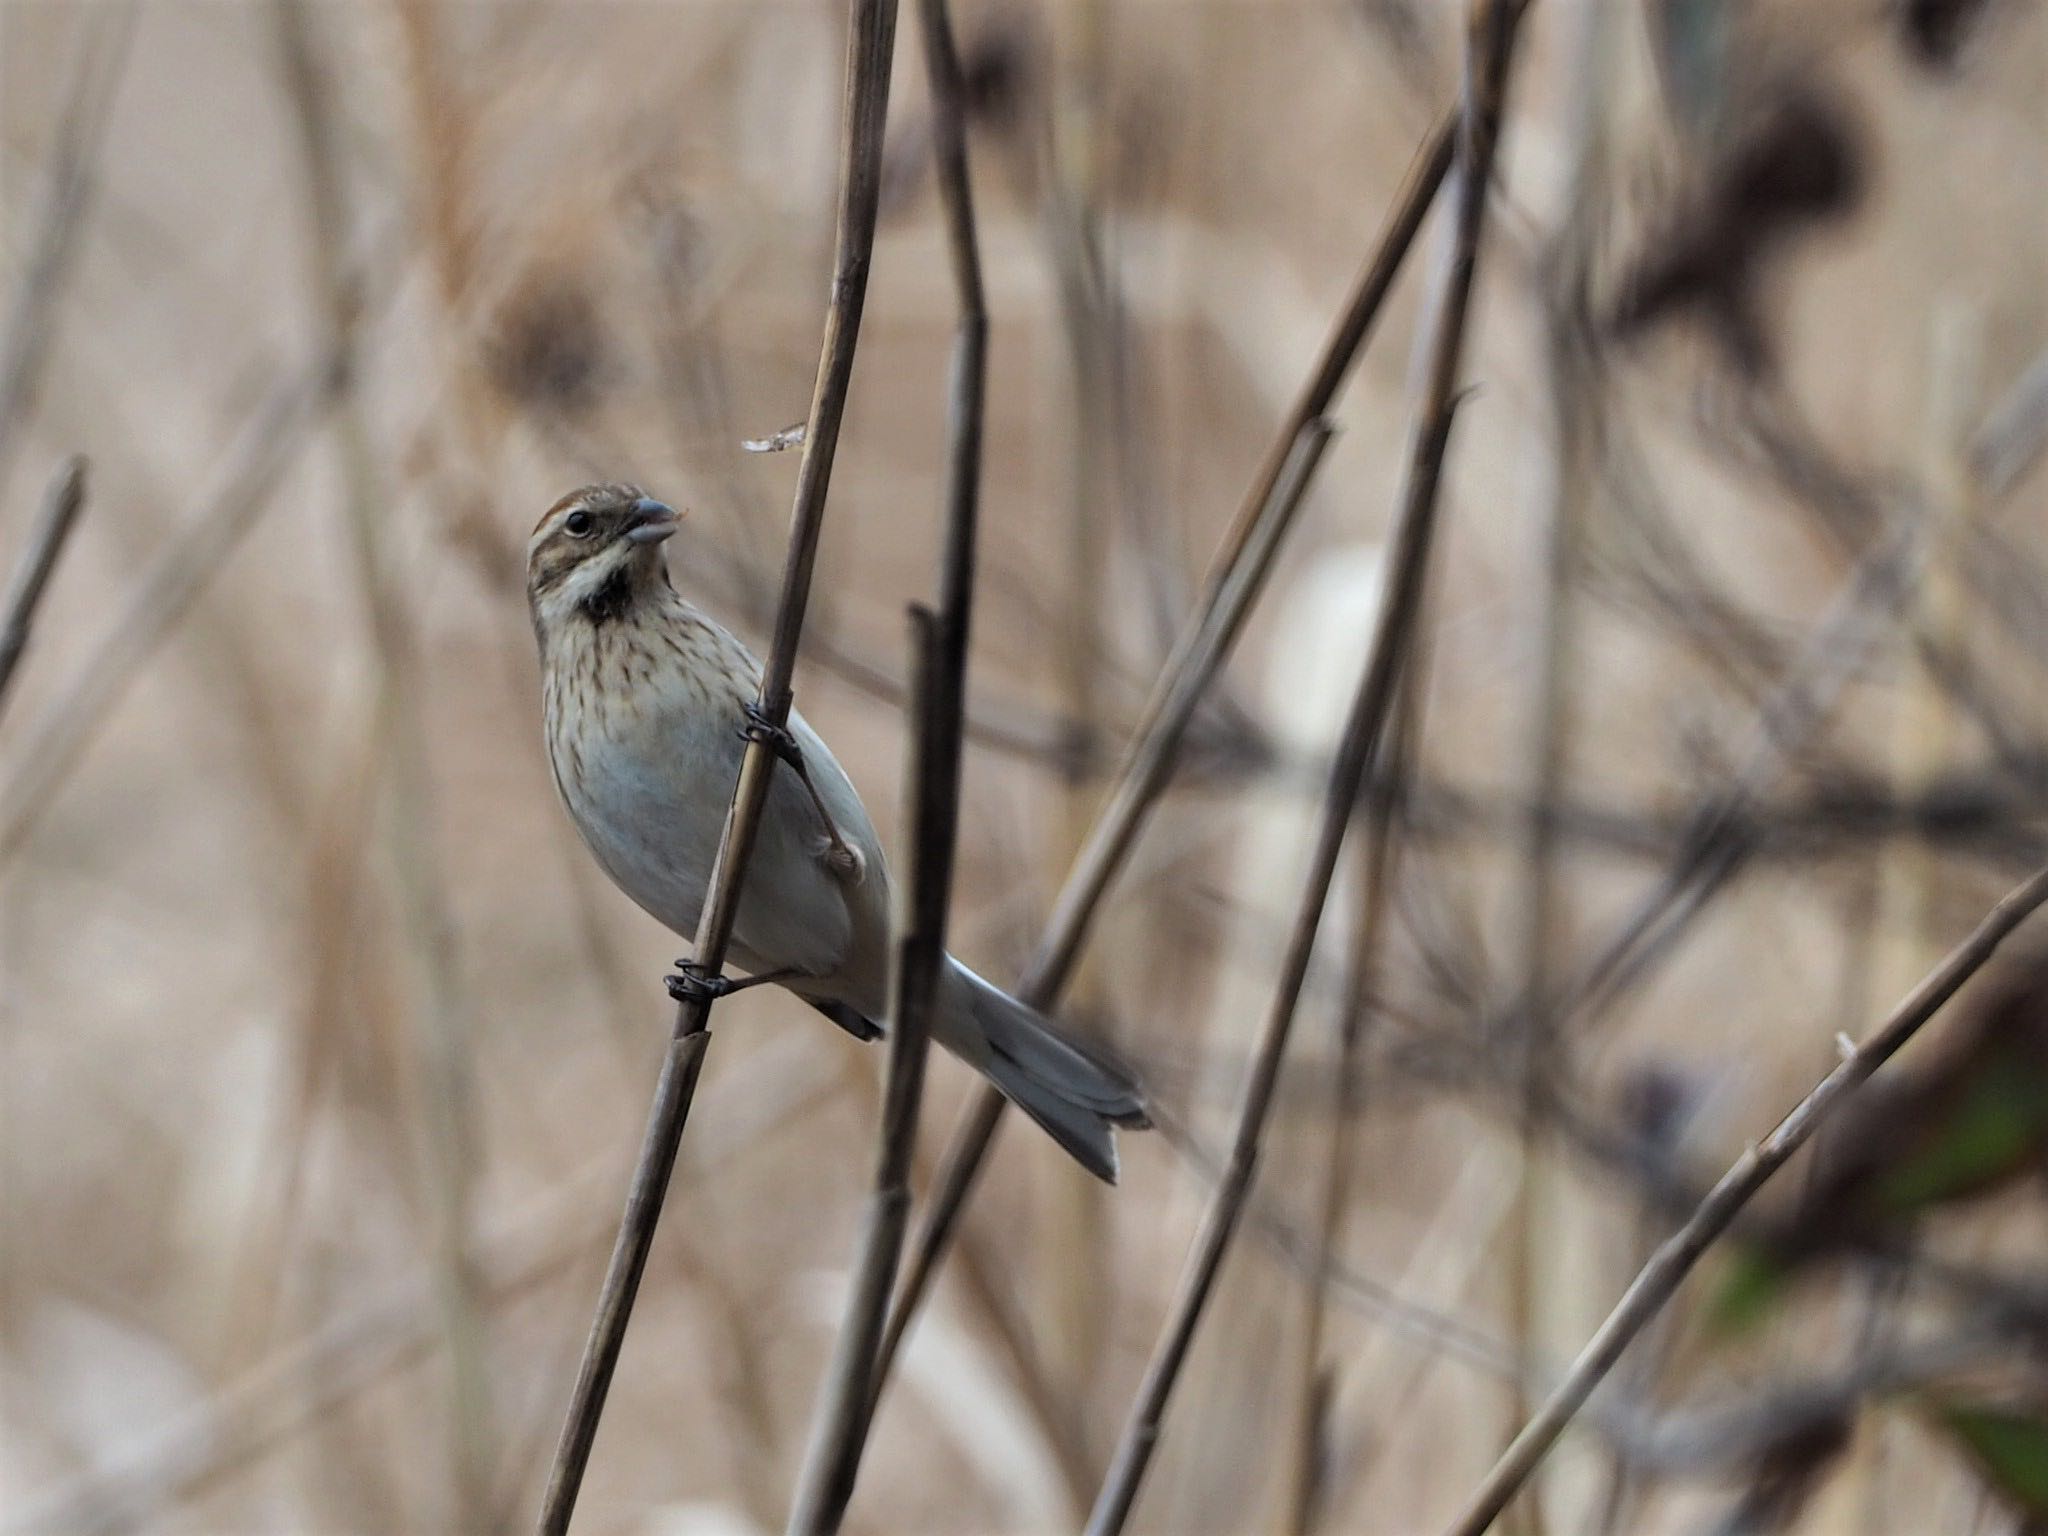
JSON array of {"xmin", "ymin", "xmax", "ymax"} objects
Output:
[
  {"xmin": 1439, "ymin": 860, "xmax": 2048, "ymax": 1536},
  {"xmin": 1085, "ymin": 5, "xmax": 1527, "ymax": 1527},
  {"xmin": 532, "ymin": 4, "xmax": 899, "ymax": 1529},
  {"xmin": 866, "ymin": 99, "xmax": 1459, "ymax": 1414},
  {"xmin": 1549, "ymin": 518, "xmax": 1930, "ymax": 1038},
  {"xmin": 0, "ymin": 345, "xmax": 346, "ymax": 862},
  {"xmin": 1164, "ymin": 1084, "xmax": 2042, "ymax": 1486},
  {"xmin": 1970, "ymin": 345, "xmax": 2048, "ymax": 501},
  {"xmin": 0, "ymin": 6, "xmax": 133, "ymax": 500},
  {"xmin": 0, "ymin": 456, "xmax": 87, "ymax": 721},
  {"xmin": 785, "ymin": 2, "xmax": 984, "ymax": 1517},
  {"xmin": 1029, "ymin": 109, "xmax": 1456, "ymax": 998}
]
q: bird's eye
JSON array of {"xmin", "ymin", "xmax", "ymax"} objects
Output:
[{"xmin": 564, "ymin": 510, "xmax": 594, "ymax": 537}]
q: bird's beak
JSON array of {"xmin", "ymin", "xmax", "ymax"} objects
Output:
[{"xmin": 624, "ymin": 498, "xmax": 679, "ymax": 545}]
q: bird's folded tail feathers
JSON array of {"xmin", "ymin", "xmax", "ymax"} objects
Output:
[{"xmin": 956, "ymin": 963, "xmax": 1147, "ymax": 1185}]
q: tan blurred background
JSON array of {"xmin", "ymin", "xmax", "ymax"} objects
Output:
[{"xmin": 2, "ymin": 0, "xmax": 2046, "ymax": 1532}]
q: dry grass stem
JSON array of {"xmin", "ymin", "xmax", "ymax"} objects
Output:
[
  {"xmin": 1084, "ymin": 5, "xmax": 1528, "ymax": 1527},
  {"xmin": 534, "ymin": 3, "xmax": 900, "ymax": 1528},
  {"xmin": 12, "ymin": 1, "xmax": 2046, "ymax": 1530},
  {"xmin": 0, "ymin": 456, "xmax": 88, "ymax": 720},
  {"xmin": 785, "ymin": 613, "xmax": 951, "ymax": 1535},
  {"xmin": 786, "ymin": 0, "xmax": 984, "ymax": 1515},
  {"xmin": 0, "ymin": 346, "xmax": 347, "ymax": 861},
  {"xmin": 1545, "ymin": 512, "xmax": 1934, "ymax": 1051},
  {"xmin": 0, "ymin": 7, "xmax": 132, "ymax": 498},
  {"xmin": 867, "ymin": 95, "xmax": 1462, "ymax": 1417}
]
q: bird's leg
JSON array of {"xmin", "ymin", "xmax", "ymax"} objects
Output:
[
  {"xmin": 737, "ymin": 701, "xmax": 863, "ymax": 878},
  {"xmin": 665, "ymin": 962, "xmax": 806, "ymax": 1005}
]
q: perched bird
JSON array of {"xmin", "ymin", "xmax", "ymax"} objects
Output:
[{"xmin": 527, "ymin": 483, "xmax": 1147, "ymax": 1181}]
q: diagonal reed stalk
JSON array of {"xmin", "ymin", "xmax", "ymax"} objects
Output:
[
  {"xmin": 533, "ymin": 3, "xmax": 900, "ymax": 1530},
  {"xmin": 1081, "ymin": 5, "xmax": 1527, "ymax": 1529},
  {"xmin": 0, "ymin": 345, "xmax": 346, "ymax": 864},
  {"xmin": 784, "ymin": 0, "xmax": 986, "ymax": 1522},
  {"xmin": 865, "ymin": 94, "xmax": 1463, "ymax": 1420},
  {"xmin": 1439, "ymin": 858, "xmax": 2048, "ymax": 1536},
  {"xmin": 0, "ymin": 456, "xmax": 88, "ymax": 722}
]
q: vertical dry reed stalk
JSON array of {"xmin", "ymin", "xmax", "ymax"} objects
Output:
[
  {"xmin": 784, "ymin": 612, "xmax": 953, "ymax": 1535},
  {"xmin": 785, "ymin": 0, "xmax": 986, "ymax": 1519},
  {"xmin": 1083, "ymin": 5, "xmax": 1528, "ymax": 1527},
  {"xmin": 534, "ymin": 3, "xmax": 899, "ymax": 1529},
  {"xmin": 270, "ymin": 0, "xmax": 498, "ymax": 1520}
]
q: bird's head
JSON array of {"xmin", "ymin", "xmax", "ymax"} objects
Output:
[{"xmin": 526, "ymin": 483, "xmax": 679, "ymax": 633}]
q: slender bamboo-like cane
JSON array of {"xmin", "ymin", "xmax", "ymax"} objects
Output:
[
  {"xmin": 0, "ymin": 456, "xmax": 87, "ymax": 721},
  {"xmin": 1439, "ymin": 860, "xmax": 2048, "ymax": 1536},
  {"xmin": 784, "ymin": 0, "xmax": 985, "ymax": 1520},
  {"xmin": 866, "ymin": 95, "xmax": 1461, "ymax": 1416},
  {"xmin": 1084, "ymin": 6, "xmax": 1527, "ymax": 1529},
  {"xmin": 785, "ymin": 611, "xmax": 957, "ymax": 1536},
  {"xmin": 533, "ymin": 4, "xmax": 899, "ymax": 1529}
]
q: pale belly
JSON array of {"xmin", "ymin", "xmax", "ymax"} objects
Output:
[
  {"xmin": 546, "ymin": 678, "xmax": 889, "ymax": 1002},
  {"xmin": 557, "ymin": 705, "xmax": 731, "ymax": 944}
]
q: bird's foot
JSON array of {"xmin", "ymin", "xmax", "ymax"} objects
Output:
[
  {"xmin": 813, "ymin": 832, "xmax": 865, "ymax": 882},
  {"xmin": 665, "ymin": 963, "xmax": 734, "ymax": 1006},
  {"xmin": 665, "ymin": 962, "xmax": 804, "ymax": 1006},
  {"xmin": 739, "ymin": 701, "xmax": 863, "ymax": 878},
  {"xmin": 737, "ymin": 701, "xmax": 803, "ymax": 766}
]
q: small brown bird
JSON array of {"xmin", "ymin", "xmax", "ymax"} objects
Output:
[{"xmin": 527, "ymin": 483, "xmax": 1146, "ymax": 1180}]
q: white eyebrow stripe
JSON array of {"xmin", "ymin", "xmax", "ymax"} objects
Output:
[{"xmin": 526, "ymin": 510, "xmax": 572, "ymax": 559}]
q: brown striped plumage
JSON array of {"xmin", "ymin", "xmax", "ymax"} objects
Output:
[{"xmin": 525, "ymin": 483, "xmax": 1147, "ymax": 1181}]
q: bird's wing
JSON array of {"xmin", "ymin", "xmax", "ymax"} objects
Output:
[{"xmin": 728, "ymin": 708, "xmax": 888, "ymax": 991}]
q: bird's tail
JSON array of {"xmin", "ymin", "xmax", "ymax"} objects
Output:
[{"xmin": 944, "ymin": 959, "xmax": 1148, "ymax": 1184}]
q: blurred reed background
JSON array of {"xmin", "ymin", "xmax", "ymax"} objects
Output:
[{"xmin": 2, "ymin": 0, "xmax": 2047, "ymax": 1533}]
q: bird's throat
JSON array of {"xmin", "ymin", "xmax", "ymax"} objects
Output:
[{"xmin": 578, "ymin": 563, "xmax": 639, "ymax": 626}]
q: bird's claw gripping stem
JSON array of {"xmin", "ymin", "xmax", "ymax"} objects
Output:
[
  {"xmin": 737, "ymin": 700, "xmax": 802, "ymax": 764},
  {"xmin": 665, "ymin": 962, "xmax": 804, "ymax": 1006},
  {"xmin": 665, "ymin": 963, "xmax": 735, "ymax": 1006},
  {"xmin": 737, "ymin": 699, "xmax": 862, "ymax": 877}
]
